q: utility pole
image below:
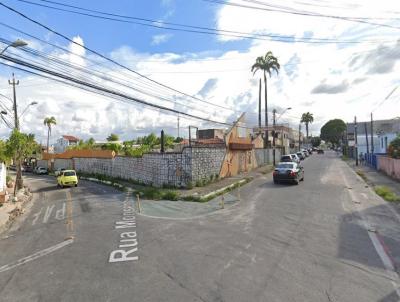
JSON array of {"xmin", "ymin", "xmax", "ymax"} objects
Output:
[
  {"xmin": 364, "ymin": 122, "xmax": 369, "ymax": 154},
  {"xmin": 258, "ymin": 78, "xmax": 261, "ymax": 129},
  {"xmin": 298, "ymin": 124, "xmax": 301, "ymax": 152},
  {"xmin": 354, "ymin": 116, "xmax": 358, "ymax": 166},
  {"xmin": 272, "ymin": 109, "xmax": 276, "ymax": 166},
  {"xmin": 177, "ymin": 114, "xmax": 180, "ymax": 138},
  {"xmin": 8, "ymin": 73, "xmax": 19, "ymax": 130},
  {"xmin": 370, "ymin": 112, "xmax": 374, "ymax": 154}
]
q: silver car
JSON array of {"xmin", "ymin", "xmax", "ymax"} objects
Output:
[{"xmin": 290, "ymin": 154, "xmax": 301, "ymax": 164}]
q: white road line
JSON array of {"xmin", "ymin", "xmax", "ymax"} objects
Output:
[
  {"xmin": 0, "ymin": 239, "xmax": 73, "ymax": 273},
  {"xmin": 340, "ymin": 167, "xmax": 400, "ymax": 298},
  {"xmin": 43, "ymin": 205, "xmax": 55, "ymax": 223},
  {"xmin": 55, "ymin": 203, "xmax": 66, "ymax": 220}
]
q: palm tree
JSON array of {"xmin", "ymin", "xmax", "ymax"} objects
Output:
[
  {"xmin": 43, "ymin": 116, "xmax": 56, "ymax": 152},
  {"xmin": 301, "ymin": 112, "xmax": 314, "ymax": 140},
  {"xmin": 251, "ymin": 51, "xmax": 280, "ymax": 148}
]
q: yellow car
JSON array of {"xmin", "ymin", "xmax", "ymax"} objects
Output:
[{"xmin": 57, "ymin": 170, "xmax": 78, "ymax": 188}]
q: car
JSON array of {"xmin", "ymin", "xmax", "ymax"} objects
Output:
[
  {"xmin": 290, "ymin": 154, "xmax": 301, "ymax": 164},
  {"xmin": 57, "ymin": 170, "xmax": 78, "ymax": 188},
  {"xmin": 273, "ymin": 162, "xmax": 304, "ymax": 185},
  {"xmin": 302, "ymin": 150, "xmax": 309, "ymax": 157},
  {"xmin": 54, "ymin": 168, "xmax": 66, "ymax": 177},
  {"xmin": 280, "ymin": 155, "xmax": 294, "ymax": 162},
  {"xmin": 297, "ymin": 152, "xmax": 305, "ymax": 160},
  {"xmin": 36, "ymin": 167, "xmax": 48, "ymax": 174},
  {"xmin": 23, "ymin": 166, "xmax": 33, "ymax": 173},
  {"xmin": 317, "ymin": 149, "xmax": 324, "ymax": 154}
]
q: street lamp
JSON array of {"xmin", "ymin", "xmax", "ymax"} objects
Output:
[
  {"xmin": 20, "ymin": 101, "xmax": 38, "ymax": 118},
  {"xmin": 0, "ymin": 39, "xmax": 27, "ymax": 55},
  {"xmin": 273, "ymin": 107, "xmax": 292, "ymax": 165},
  {"xmin": 0, "ymin": 110, "xmax": 13, "ymax": 129}
]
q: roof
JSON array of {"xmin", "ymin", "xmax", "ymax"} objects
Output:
[{"xmin": 62, "ymin": 135, "xmax": 79, "ymax": 142}]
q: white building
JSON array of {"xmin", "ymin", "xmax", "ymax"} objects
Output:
[{"xmin": 54, "ymin": 135, "xmax": 79, "ymax": 153}]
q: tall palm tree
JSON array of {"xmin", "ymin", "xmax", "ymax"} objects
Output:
[
  {"xmin": 43, "ymin": 116, "xmax": 56, "ymax": 152},
  {"xmin": 251, "ymin": 51, "xmax": 280, "ymax": 148},
  {"xmin": 301, "ymin": 112, "xmax": 314, "ymax": 140}
]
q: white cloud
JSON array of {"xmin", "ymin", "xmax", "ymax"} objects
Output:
[{"xmin": 151, "ymin": 34, "xmax": 172, "ymax": 45}]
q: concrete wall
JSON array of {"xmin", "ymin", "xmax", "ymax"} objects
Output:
[
  {"xmin": 254, "ymin": 149, "xmax": 282, "ymax": 166},
  {"xmin": 73, "ymin": 146, "xmax": 226, "ymax": 188},
  {"xmin": 37, "ymin": 160, "xmax": 48, "ymax": 168},
  {"xmin": 377, "ymin": 156, "xmax": 400, "ymax": 181}
]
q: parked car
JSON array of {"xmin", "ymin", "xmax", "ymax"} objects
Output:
[
  {"xmin": 280, "ymin": 155, "xmax": 294, "ymax": 162},
  {"xmin": 297, "ymin": 152, "xmax": 305, "ymax": 160},
  {"xmin": 54, "ymin": 168, "xmax": 66, "ymax": 177},
  {"xmin": 57, "ymin": 170, "xmax": 78, "ymax": 188},
  {"xmin": 23, "ymin": 165, "xmax": 33, "ymax": 173},
  {"xmin": 273, "ymin": 162, "xmax": 304, "ymax": 185},
  {"xmin": 290, "ymin": 154, "xmax": 301, "ymax": 164},
  {"xmin": 302, "ymin": 150, "xmax": 309, "ymax": 157},
  {"xmin": 36, "ymin": 167, "xmax": 48, "ymax": 175},
  {"xmin": 317, "ymin": 149, "xmax": 324, "ymax": 154}
]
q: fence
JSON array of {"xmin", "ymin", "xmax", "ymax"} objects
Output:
[
  {"xmin": 377, "ymin": 156, "xmax": 400, "ymax": 181},
  {"xmin": 364, "ymin": 153, "xmax": 386, "ymax": 169}
]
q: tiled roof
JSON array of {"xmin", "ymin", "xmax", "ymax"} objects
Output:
[{"xmin": 62, "ymin": 135, "xmax": 79, "ymax": 142}]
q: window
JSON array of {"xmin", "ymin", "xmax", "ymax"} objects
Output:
[
  {"xmin": 63, "ymin": 171, "xmax": 76, "ymax": 177},
  {"xmin": 381, "ymin": 137, "xmax": 383, "ymax": 148}
]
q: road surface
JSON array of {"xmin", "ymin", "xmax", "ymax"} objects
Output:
[{"xmin": 0, "ymin": 151, "xmax": 399, "ymax": 302}]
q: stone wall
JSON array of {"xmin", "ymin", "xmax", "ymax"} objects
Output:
[
  {"xmin": 54, "ymin": 159, "xmax": 73, "ymax": 170},
  {"xmin": 73, "ymin": 146, "xmax": 226, "ymax": 188}
]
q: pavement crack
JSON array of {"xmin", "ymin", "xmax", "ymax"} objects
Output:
[{"xmin": 162, "ymin": 270, "xmax": 208, "ymax": 302}]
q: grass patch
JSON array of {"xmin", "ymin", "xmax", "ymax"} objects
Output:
[
  {"xmin": 374, "ymin": 186, "xmax": 400, "ymax": 202},
  {"xmin": 356, "ymin": 170, "xmax": 368, "ymax": 182}
]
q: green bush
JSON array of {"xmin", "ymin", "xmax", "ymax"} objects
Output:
[
  {"xmin": 374, "ymin": 186, "xmax": 400, "ymax": 202},
  {"xmin": 195, "ymin": 180, "xmax": 203, "ymax": 187},
  {"xmin": 162, "ymin": 190, "xmax": 179, "ymax": 201},
  {"xmin": 141, "ymin": 187, "xmax": 163, "ymax": 200},
  {"xmin": 186, "ymin": 181, "xmax": 193, "ymax": 189},
  {"xmin": 6, "ymin": 175, "xmax": 12, "ymax": 183}
]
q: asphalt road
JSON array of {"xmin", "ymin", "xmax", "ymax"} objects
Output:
[{"xmin": 0, "ymin": 151, "xmax": 399, "ymax": 302}]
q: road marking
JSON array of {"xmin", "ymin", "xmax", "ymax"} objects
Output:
[
  {"xmin": 32, "ymin": 208, "xmax": 43, "ymax": 226},
  {"xmin": 340, "ymin": 167, "xmax": 400, "ymax": 298},
  {"xmin": 55, "ymin": 203, "xmax": 66, "ymax": 220},
  {"xmin": 43, "ymin": 205, "xmax": 55, "ymax": 223},
  {"xmin": 0, "ymin": 239, "xmax": 73, "ymax": 273}
]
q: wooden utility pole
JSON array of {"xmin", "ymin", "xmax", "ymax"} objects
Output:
[
  {"xmin": 177, "ymin": 114, "xmax": 180, "ymax": 138},
  {"xmin": 8, "ymin": 73, "xmax": 19, "ymax": 130}
]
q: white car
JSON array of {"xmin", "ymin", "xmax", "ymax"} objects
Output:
[
  {"xmin": 36, "ymin": 167, "xmax": 48, "ymax": 175},
  {"xmin": 290, "ymin": 154, "xmax": 301, "ymax": 164},
  {"xmin": 54, "ymin": 168, "xmax": 66, "ymax": 177}
]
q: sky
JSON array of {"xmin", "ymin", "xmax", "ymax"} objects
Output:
[{"xmin": 0, "ymin": 0, "xmax": 400, "ymax": 144}]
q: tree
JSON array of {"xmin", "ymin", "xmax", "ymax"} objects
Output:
[
  {"xmin": 301, "ymin": 112, "xmax": 314, "ymax": 140},
  {"xmin": 107, "ymin": 133, "xmax": 119, "ymax": 141},
  {"xmin": 320, "ymin": 119, "xmax": 346, "ymax": 148},
  {"xmin": 251, "ymin": 51, "xmax": 280, "ymax": 148},
  {"xmin": 310, "ymin": 136, "xmax": 321, "ymax": 148},
  {"xmin": 388, "ymin": 135, "xmax": 400, "ymax": 158},
  {"xmin": 142, "ymin": 133, "xmax": 158, "ymax": 147},
  {"xmin": 43, "ymin": 116, "xmax": 56, "ymax": 153},
  {"xmin": 6, "ymin": 130, "xmax": 38, "ymax": 190}
]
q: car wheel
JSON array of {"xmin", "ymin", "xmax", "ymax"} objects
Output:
[
  {"xmin": 293, "ymin": 178, "xmax": 299, "ymax": 185},
  {"xmin": 273, "ymin": 179, "xmax": 278, "ymax": 184},
  {"xmin": 301, "ymin": 174, "xmax": 305, "ymax": 181},
  {"xmin": 75, "ymin": 184, "xmax": 78, "ymax": 187}
]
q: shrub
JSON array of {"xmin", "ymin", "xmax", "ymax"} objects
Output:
[
  {"xmin": 186, "ymin": 181, "xmax": 194, "ymax": 189},
  {"xmin": 374, "ymin": 186, "xmax": 400, "ymax": 202},
  {"xmin": 162, "ymin": 190, "xmax": 179, "ymax": 201},
  {"xmin": 141, "ymin": 187, "xmax": 163, "ymax": 200},
  {"xmin": 195, "ymin": 180, "xmax": 203, "ymax": 187},
  {"xmin": 6, "ymin": 175, "xmax": 12, "ymax": 183}
]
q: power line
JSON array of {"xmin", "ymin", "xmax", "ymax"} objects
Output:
[
  {"xmin": 10, "ymin": 0, "xmax": 393, "ymax": 44},
  {"xmin": 204, "ymin": 0, "xmax": 400, "ymax": 31},
  {"xmin": 0, "ymin": 2, "xmax": 240, "ymax": 113}
]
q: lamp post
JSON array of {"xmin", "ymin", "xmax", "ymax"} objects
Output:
[
  {"xmin": 272, "ymin": 107, "xmax": 292, "ymax": 165},
  {"xmin": 0, "ymin": 39, "xmax": 27, "ymax": 56}
]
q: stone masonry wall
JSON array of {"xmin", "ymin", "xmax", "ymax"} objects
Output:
[
  {"xmin": 73, "ymin": 147, "xmax": 225, "ymax": 188},
  {"xmin": 190, "ymin": 147, "xmax": 226, "ymax": 183}
]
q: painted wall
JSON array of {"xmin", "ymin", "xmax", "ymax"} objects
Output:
[{"xmin": 377, "ymin": 156, "xmax": 400, "ymax": 181}]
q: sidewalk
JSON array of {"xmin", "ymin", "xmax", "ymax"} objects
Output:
[{"xmin": 346, "ymin": 159, "xmax": 400, "ymax": 202}]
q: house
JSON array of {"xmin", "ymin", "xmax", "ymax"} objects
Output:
[
  {"xmin": 54, "ymin": 135, "xmax": 79, "ymax": 153},
  {"xmin": 198, "ymin": 129, "xmax": 225, "ymax": 140},
  {"xmin": 346, "ymin": 118, "xmax": 400, "ymax": 158}
]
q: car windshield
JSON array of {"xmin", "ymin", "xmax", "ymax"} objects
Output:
[
  {"xmin": 276, "ymin": 163, "xmax": 294, "ymax": 169},
  {"xmin": 64, "ymin": 171, "xmax": 76, "ymax": 176}
]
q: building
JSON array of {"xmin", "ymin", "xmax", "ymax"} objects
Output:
[
  {"xmin": 346, "ymin": 118, "xmax": 400, "ymax": 158},
  {"xmin": 198, "ymin": 129, "xmax": 225, "ymax": 140},
  {"xmin": 254, "ymin": 124, "xmax": 303, "ymax": 154},
  {"xmin": 54, "ymin": 135, "xmax": 79, "ymax": 153}
]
